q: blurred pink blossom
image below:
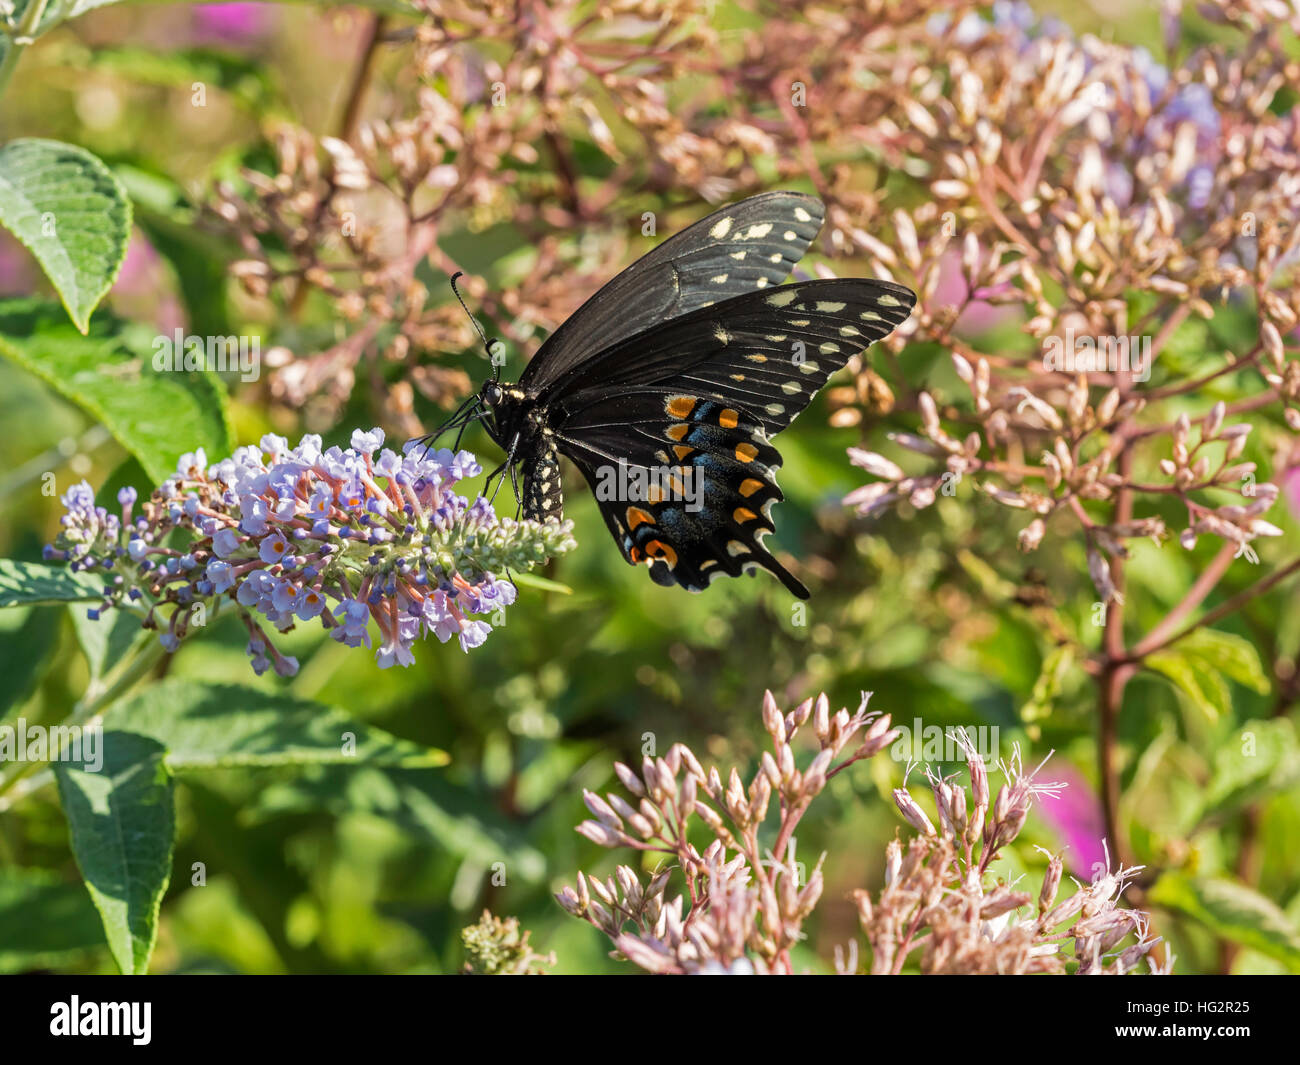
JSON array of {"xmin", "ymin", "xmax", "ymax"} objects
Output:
[
  {"xmin": 1034, "ymin": 763, "xmax": 1106, "ymax": 876},
  {"xmin": 1280, "ymin": 464, "xmax": 1300, "ymax": 520},
  {"xmin": 111, "ymin": 235, "xmax": 185, "ymax": 334},
  {"xmin": 931, "ymin": 248, "xmax": 1017, "ymax": 335},
  {"xmin": 191, "ymin": 3, "xmax": 272, "ymax": 44}
]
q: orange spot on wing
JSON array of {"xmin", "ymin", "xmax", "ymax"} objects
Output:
[
  {"xmin": 673, "ymin": 445, "xmax": 694, "ymax": 461},
  {"xmin": 666, "ymin": 423, "xmax": 689, "ymax": 441},
  {"xmin": 626, "ymin": 507, "xmax": 655, "ymax": 529},
  {"xmin": 735, "ymin": 443, "xmax": 758, "ymax": 463},
  {"xmin": 629, "ymin": 546, "xmax": 643, "ymax": 563},
  {"xmin": 738, "ymin": 478, "xmax": 765, "ymax": 497},
  {"xmin": 734, "ymin": 507, "xmax": 758, "ymax": 524},
  {"xmin": 666, "ymin": 396, "xmax": 696, "ymax": 418},
  {"xmin": 645, "ymin": 540, "xmax": 678, "ymax": 567},
  {"xmin": 646, "ymin": 484, "xmax": 666, "ymax": 504},
  {"xmin": 719, "ymin": 408, "xmax": 740, "ymax": 428}
]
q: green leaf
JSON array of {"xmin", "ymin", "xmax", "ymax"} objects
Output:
[
  {"xmin": 55, "ymin": 732, "xmax": 176, "ymax": 975},
  {"xmin": 69, "ymin": 603, "xmax": 146, "ymax": 683},
  {"xmin": 1179, "ymin": 629, "xmax": 1270, "ymax": 693},
  {"xmin": 109, "ymin": 679, "xmax": 449, "ymax": 770},
  {"xmin": 0, "ymin": 868, "xmax": 107, "ymax": 973},
  {"xmin": 1149, "ymin": 872, "xmax": 1300, "ymax": 972},
  {"xmin": 254, "ymin": 767, "xmax": 547, "ymax": 883},
  {"xmin": 0, "ymin": 140, "xmax": 132, "ymax": 333},
  {"xmin": 1199, "ymin": 718, "xmax": 1300, "ymax": 822},
  {"xmin": 0, "ymin": 606, "xmax": 62, "ymax": 720},
  {"xmin": 0, "ymin": 558, "xmax": 101, "ymax": 608},
  {"xmin": 1146, "ymin": 628, "xmax": 1270, "ymax": 722},
  {"xmin": 0, "ymin": 299, "xmax": 232, "ymax": 484},
  {"xmin": 1145, "ymin": 648, "xmax": 1230, "ymax": 720}
]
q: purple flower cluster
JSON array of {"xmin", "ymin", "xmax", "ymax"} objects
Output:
[{"xmin": 47, "ymin": 429, "xmax": 576, "ymax": 675}]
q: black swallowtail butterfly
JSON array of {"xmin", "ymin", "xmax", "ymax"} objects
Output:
[{"xmin": 416, "ymin": 192, "xmax": 915, "ymax": 599}]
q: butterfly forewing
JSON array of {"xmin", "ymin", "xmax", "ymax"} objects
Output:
[
  {"xmin": 552, "ymin": 278, "xmax": 916, "ymax": 435},
  {"xmin": 520, "ymin": 192, "xmax": 825, "ymax": 393}
]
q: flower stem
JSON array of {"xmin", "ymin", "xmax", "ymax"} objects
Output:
[{"xmin": 0, "ymin": 0, "xmax": 53, "ymax": 100}]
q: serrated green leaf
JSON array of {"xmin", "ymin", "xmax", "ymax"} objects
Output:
[
  {"xmin": 0, "ymin": 298, "xmax": 231, "ymax": 484},
  {"xmin": 0, "ymin": 868, "xmax": 107, "ymax": 973},
  {"xmin": 1149, "ymin": 872, "xmax": 1300, "ymax": 972},
  {"xmin": 108, "ymin": 678, "xmax": 449, "ymax": 770},
  {"xmin": 0, "ymin": 140, "xmax": 131, "ymax": 333},
  {"xmin": 55, "ymin": 731, "xmax": 176, "ymax": 975},
  {"xmin": 0, "ymin": 558, "xmax": 102, "ymax": 608}
]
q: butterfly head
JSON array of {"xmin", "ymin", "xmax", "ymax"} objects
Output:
[{"xmin": 480, "ymin": 380, "xmax": 504, "ymax": 409}]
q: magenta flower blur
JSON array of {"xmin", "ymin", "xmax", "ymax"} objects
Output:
[
  {"xmin": 47, "ymin": 429, "xmax": 576, "ymax": 675},
  {"xmin": 1035, "ymin": 763, "xmax": 1107, "ymax": 877},
  {"xmin": 191, "ymin": 3, "xmax": 272, "ymax": 45}
]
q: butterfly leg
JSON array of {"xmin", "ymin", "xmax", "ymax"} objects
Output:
[{"xmin": 484, "ymin": 431, "xmax": 521, "ymax": 503}]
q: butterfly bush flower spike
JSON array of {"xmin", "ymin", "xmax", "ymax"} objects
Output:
[{"xmin": 46, "ymin": 429, "xmax": 576, "ymax": 675}]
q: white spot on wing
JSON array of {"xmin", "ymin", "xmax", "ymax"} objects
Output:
[
  {"xmin": 766, "ymin": 290, "xmax": 797, "ymax": 307},
  {"xmin": 710, "ymin": 216, "xmax": 734, "ymax": 239},
  {"xmin": 793, "ymin": 207, "xmax": 812, "ymax": 222}
]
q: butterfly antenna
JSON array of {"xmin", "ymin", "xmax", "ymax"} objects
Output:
[{"xmin": 449, "ymin": 271, "xmax": 502, "ymax": 378}]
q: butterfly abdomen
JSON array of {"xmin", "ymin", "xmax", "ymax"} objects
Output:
[{"xmin": 522, "ymin": 436, "xmax": 564, "ymax": 522}]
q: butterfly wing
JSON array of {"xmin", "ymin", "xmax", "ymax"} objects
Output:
[
  {"xmin": 546, "ymin": 279, "xmax": 916, "ymax": 597},
  {"xmin": 554, "ymin": 388, "xmax": 804, "ymax": 595},
  {"xmin": 552, "ymin": 278, "xmax": 916, "ymax": 433},
  {"xmin": 519, "ymin": 192, "xmax": 826, "ymax": 392}
]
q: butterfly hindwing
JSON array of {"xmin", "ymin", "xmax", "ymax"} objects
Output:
[
  {"xmin": 552, "ymin": 390, "xmax": 806, "ymax": 596},
  {"xmin": 520, "ymin": 192, "xmax": 826, "ymax": 392}
]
